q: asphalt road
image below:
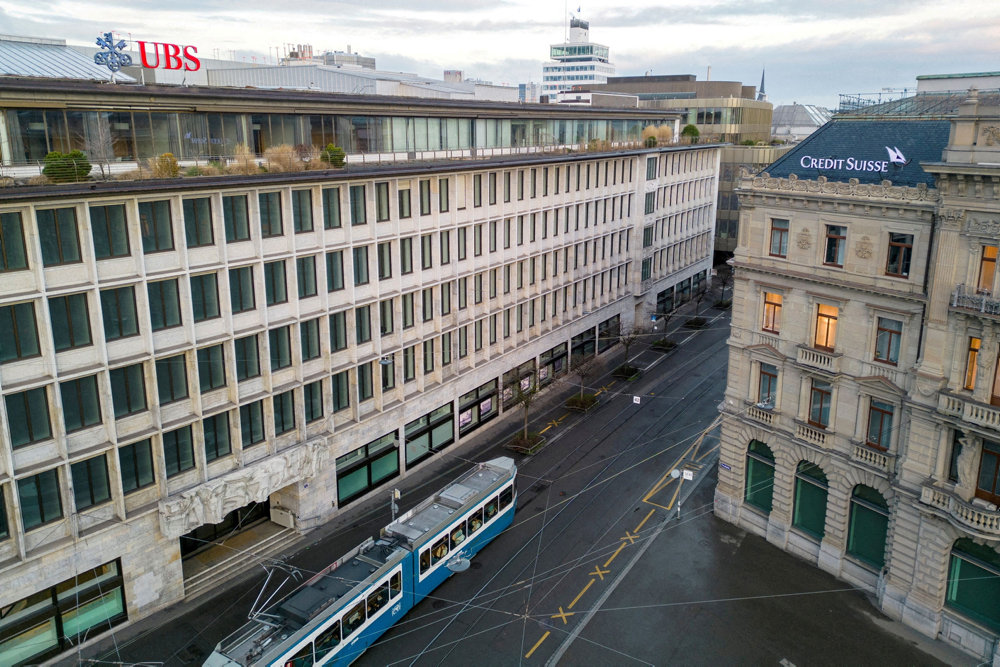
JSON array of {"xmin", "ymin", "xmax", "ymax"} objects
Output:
[{"xmin": 82, "ymin": 305, "xmax": 971, "ymax": 666}]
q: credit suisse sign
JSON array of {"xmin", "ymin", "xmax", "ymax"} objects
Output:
[
  {"xmin": 797, "ymin": 146, "xmax": 910, "ymax": 174},
  {"xmin": 94, "ymin": 32, "xmax": 201, "ymax": 73}
]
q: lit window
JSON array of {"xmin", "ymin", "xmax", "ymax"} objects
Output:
[
  {"xmin": 814, "ymin": 304, "xmax": 838, "ymax": 350},
  {"xmin": 762, "ymin": 292, "xmax": 782, "ymax": 333}
]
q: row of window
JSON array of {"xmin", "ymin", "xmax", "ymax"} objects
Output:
[
  {"xmin": 768, "ymin": 218, "xmax": 913, "ymax": 278},
  {"xmin": 643, "ymin": 177, "xmax": 716, "ymax": 215}
]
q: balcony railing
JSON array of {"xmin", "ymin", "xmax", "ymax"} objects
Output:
[
  {"xmin": 952, "ymin": 284, "xmax": 1000, "ymax": 317},
  {"xmin": 796, "ymin": 422, "xmax": 828, "ymax": 447},
  {"xmin": 852, "ymin": 443, "xmax": 891, "ymax": 473},
  {"xmin": 938, "ymin": 393, "xmax": 1000, "ymax": 431},
  {"xmin": 796, "ymin": 346, "xmax": 840, "ymax": 374},
  {"xmin": 746, "ymin": 404, "xmax": 774, "ymax": 426},
  {"xmin": 921, "ymin": 485, "xmax": 1000, "ymax": 539}
]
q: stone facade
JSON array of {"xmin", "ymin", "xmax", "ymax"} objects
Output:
[{"xmin": 717, "ymin": 92, "xmax": 1000, "ymax": 663}]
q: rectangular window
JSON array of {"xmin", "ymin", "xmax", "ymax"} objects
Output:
[
  {"xmin": 814, "ymin": 304, "xmax": 838, "ymax": 350},
  {"xmin": 489, "ymin": 172, "xmax": 497, "ymax": 204},
  {"xmin": 273, "ymin": 389, "xmax": 295, "ymax": 435},
  {"xmin": 380, "ymin": 299, "xmax": 394, "ymax": 336},
  {"xmin": 350, "ymin": 184, "xmax": 367, "ymax": 225},
  {"xmin": 473, "ymin": 174, "xmax": 482, "ymax": 207},
  {"xmin": 190, "ymin": 273, "xmax": 220, "ymax": 322},
  {"xmin": 49, "ymin": 293, "xmax": 91, "ymax": 351},
  {"xmin": 403, "ymin": 345, "xmax": 416, "ymax": 382},
  {"xmin": 644, "ymin": 192, "xmax": 655, "ymax": 215},
  {"xmin": 808, "ymin": 379, "xmax": 832, "ymax": 428},
  {"xmin": 979, "ymin": 246, "xmax": 998, "ymax": 293},
  {"xmin": 0, "ymin": 301, "xmax": 39, "ymax": 362},
  {"xmin": 269, "ymin": 326, "xmax": 293, "ymax": 370},
  {"xmin": 769, "ymin": 219, "xmax": 788, "ymax": 258},
  {"xmin": 358, "ymin": 361, "xmax": 373, "ymax": 401},
  {"xmin": 323, "ymin": 187, "xmax": 342, "ymax": 229},
  {"xmin": 240, "ymin": 400, "xmax": 265, "ymax": 447},
  {"xmin": 824, "ymin": 225, "xmax": 846, "ymax": 267},
  {"xmin": 292, "ymin": 189, "xmax": 313, "ymax": 232},
  {"xmin": 353, "ymin": 246, "xmax": 370, "ymax": 285},
  {"xmin": 377, "ymin": 242, "xmax": 392, "ymax": 280},
  {"xmin": 183, "ymin": 198, "xmax": 214, "ymax": 247},
  {"xmin": 119, "ymin": 438, "xmax": 154, "ymax": 493},
  {"xmin": 327, "ymin": 250, "xmax": 344, "ymax": 291},
  {"xmin": 71, "ymin": 455, "xmax": 111, "ymax": 510},
  {"xmin": 474, "ymin": 224, "xmax": 482, "ymax": 256},
  {"xmin": 646, "ymin": 156, "xmax": 657, "ymax": 180},
  {"xmin": 300, "ymin": 318, "xmax": 321, "ymax": 361},
  {"xmin": 197, "ymin": 344, "xmax": 227, "ymax": 392},
  {"xmin": 874, "ymin": 317, "xmax": 902, "ymax": 365},
  {"xmin": 156, "ymin": 353, "xmax": 188, "ymax": 404},
  {"xmin": 259, "ymin": 192, "xmax": 283, "ymax": 237},
  {"xmin": 39, "ymin": 207, "xmax": 82, "ymax": 265},
  {"xmin": 866, "ymin": 399, "xmax": 894, "ymax": 450},
  {"xmin": 422, "ymin": 288, "xmax": 434, "ymax": 322},
  {"xmin": 148, "ymin": 279, "xmax": 181, "ymax": 330},
  {"xmin": 229, "ymin": 266, "xmax": 255, "ymax": 314},
  {"xmin": 91, "ymin": 204, "xmax": 130, "ymax": 259},
  {"xmin": 5, "ymin": 387, "xmax": 51, "ymax": 447},
  {"xmin": 762, "ymin": 292, "xmax": 782, "ymax": 333},
  {"xmin": 398, "ymin": 188, "xmax": 411, "ymax": 218},
  {"xmin": 305, "ymin": 380, "xmax": 324, "ymax": 422},
  {"xmin": 18, "ymin": 468, "xmax": 63, "ymax": 529},
  {"xmin": 138, "ymin": 200, "xmax": 173, "ymax": 253},
  {"xmin": 758, "ymin": 363, "xmax": 777, "ymax": 407},
  {"xmin": 296, "ymin": 255, "xmax": 318, "ymax": 298},
  {"xmin": 264, "ymin": 260, "xmax": 287, "ymax": 305},
  {"xmin": 60, "ymin": 374, "xmax": 101, "ymax": 432},
  {"xmin": 421, "ymin": 234, "xmax": 433, "ymax": 270},
  {"xmin": 223, "ymin": 194, "xmax": 250, "ymax": 242},
  {"xmin": 234, "ymin": 334, "xmax": 260, "ymax": 380},
  {"xmin": 442, "ymin": 331, "xmax": 452, "ymax": 366},
  {"xmin": 420, "ymin": 179, "xmax": 431, "ymax": 215},
  {"xmin": 966, "ymin": 337, "xmax": 982, "ymax": 390},
  {"xmin": 110, "ymin": 363, "xmax": 146, "ymax": 418},
  {"xmin": 356, "ymin": 305, "xmax": 372, "ymax": 343},
  {"xmin": 885, "ymin": 233, "xmax": 912, "ymax": 278},
  {"xmin": 163, "ymin": 425, "xmax": 195, "ymax": 477},
  {"xmin": 381, "ymin": 355, "xmax": 395, "ymax": 391},
  {"xmin": 330, "ymin": 312, "xmax": 348, "ymax": 351},
  {"xmin": 423, "ymin": 339, "xmax": 435, "ymax": 374},
  {"xmin": 402, "ymin": 293, "xmax": 414, "ymax": 329},
  {"xmin": 203, "ymin": 412, "xmax": 231, "ymax": 462},
  {"xmin": 0, "ymin": 211, "xmax": 29, "ymax": 270},
  {"xmin": 400, "ymin": 237, "xmax": 413, "ymax": 274},
  {"xmin": 439, "ymin": 178, "xmax": 449, "ymax": 212},
  {"xmin": 332, "ymin": 370, "xmax": 350, "ymax": 412},
  {"xmin": 440, "ymin": 230, "xmax": 450, "ymax": 265}
]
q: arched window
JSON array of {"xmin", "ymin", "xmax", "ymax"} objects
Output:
[
  {"xmin": 846, "ymin": 485, "xmax": 889, "ymax": 569},
  {"xmin": 792, "ymin": 461, "xmax": 828, "ymax": 539},
  {"xmin": 946, "ymin": 538, "xmax": 1000, "ymax": 632},
  {"xmin": 744, "ymin": 440, "xmax": 775, "ymax": 513}
]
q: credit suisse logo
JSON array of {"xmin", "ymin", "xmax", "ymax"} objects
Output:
[
  {"xmin": 797, "ymin": 146, "xmax": 910, "ymax": 174},
  {"xmin": 95, "ymin": 32, "xmax": 201, "ymax": 73}
]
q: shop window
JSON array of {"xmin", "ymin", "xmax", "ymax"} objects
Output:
[
  {"xmin": 946, "ymin": 538, "xmax": 1000, "ymax": 632},
  {"xmin": 847, "ymin": 485, "xmax": 889, "ymax": 569},
  {"xmin": 336, "ymin": 432, "xmax": 399, "ymax": 506},
  {"xmin": 744, "ymin": 440, "xmax": 775, "ymax": 513},
  {"xmin": 792, "ymin": 461, "xmax": 828, "ymax": 539}
]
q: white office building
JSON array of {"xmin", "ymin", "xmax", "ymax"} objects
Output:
[{"xmin": 542, "ymin": 18, "xmax": 615, "ymax": 98}]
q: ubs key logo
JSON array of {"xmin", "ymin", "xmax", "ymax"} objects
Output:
[{"xmin": 94, "ymin": 32, "xmax": 133, "ymax": 73}]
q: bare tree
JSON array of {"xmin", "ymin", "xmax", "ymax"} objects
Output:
[
  {"xmin": 570, "ymin": 353, "xmax": 602, "ymax": 401},
  {"xmin": 510, "ymin": 373, "xmax": 538, "ymax": 443},
  {"xmin": 694, "ymin": 281, "xmax": 710, "ymax": 316},
  {"xmin": 617, "ymin": 326, "xmax": 643, "ymax": 372},
  {"xmin": 717, "ymin": 265, "xmax": 734, "ymax": 302},
  {"xmin": 82, "ymin": 112, "xmax": 115, "ymax": 179}
]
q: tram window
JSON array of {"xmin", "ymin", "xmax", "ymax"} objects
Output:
[
  {"xmin": 390, "ymin": 571, "xmax": 402, "ymax": 598},
  {"xmin": 484, "ymin": 497, "xmax": 499, "ymax": 521},
  {"xmin": 451, "ymin": 523, "xmax": 466, "ymax": 547},
  {"xmin": 368, "ymin": 582, "xmax": 389, "ymax": 615},
  {"xmin": 420, "ymin": 549, "xmax": 431, "ymax": 573},
  {"xmin": 468, "ymin": 508, "xmax": 484, "ymax": 535},
  {"xmin": 342, "ymin": 600, "xmax": 366, "ymax": 638},
  {"xmin": 314, "ymin": 620, "xmax": 341, "ymax": 660},
  {"xmin": 499, "ymin": 486, "xmax": 513, "ymax": 510},
  {"xmin": 284, "ymin": 642, "xmax": 313, "ymax": 667},
  {"xmin": 431, "ymin": 536, "xmax": 449, "ymax": 564}
]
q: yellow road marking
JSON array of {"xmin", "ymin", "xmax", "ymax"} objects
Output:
[
  {"xmin": 590, "ymin": 565, "xmax": 610, "ymax": 580},
  {"xmin": 604, "ymin": 542, "xmax": 626, "ymax": 567},
  {"xmin": 551, "ymin": 607, "xmax": 575, "ymax": 624},
  {"xmin": 696, "ymin": 443, "xmax": 719, "ymax": 462},
  {"xmin": 634, "ymin": 508, "xmax": 656, "ymax": 532},
  {"xmin": 539, "ymin": 424, "xmax": 552, "ymax": 434},
  {"xmin": 525, "ymin": 631, "xmax": 550, "ymax": 658},
  {"xmin": 642, "ymin": 439, "xmax": 698, "ymax": 505},
  {"xmin": 620, "ymin": 530, "xmax": 637, "ymax": 545},
  {"xmin": 568, "ymin": 579, "xmax": 595, "ymax": 610}
]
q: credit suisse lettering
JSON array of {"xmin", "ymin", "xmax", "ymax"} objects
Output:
[
  {"xmin": 136, "ymin": 41, "xmax": 201, "ymax": 71},
  {"xmin": 799, "ymin": 156, "xmax": 889, "ymax": 173}
]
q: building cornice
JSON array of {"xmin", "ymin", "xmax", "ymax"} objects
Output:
[
  {"xmin": 738, "ymin": 173, "xmax": 939, "ymax": 215},
  {"xmin": 732, "ymin": 260, "xmax": 928, "ymax": 305}
]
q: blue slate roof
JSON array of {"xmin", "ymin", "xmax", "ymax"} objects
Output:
[{"xmin": 763, "ymin": 118, "xmax": 951, "ymax": 187}]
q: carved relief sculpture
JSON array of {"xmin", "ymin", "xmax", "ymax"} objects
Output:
[
  {"xmin": 796, "ymin": 228, "xmax": 811, "ymax": 250},
  {"xmin": 855, "ymin": 235, "xmax": 874, "ymax": 259}
]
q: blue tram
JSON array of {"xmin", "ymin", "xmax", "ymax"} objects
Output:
[{"xmin": 204, "ymin": 456, "xmax": 517, "ymax": 666}]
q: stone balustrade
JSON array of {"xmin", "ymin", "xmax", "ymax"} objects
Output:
[
  {"xmin": 796, "ymin": 422, "xmax": 828, "ymax": 447},
  {"xmin": 852, "ymin": 443, "xmax": 891, "ymax": 473},
  {"xmin": 796, "ymin": 345, "xmax": 840, "ymax": 373},
  {"xmin": 747, "ymin": 404, "xmax": 774, "ymax": 426},
  {"xmin": 921, "ymin": 485, "xmax": 1000, "ymax": 539}
]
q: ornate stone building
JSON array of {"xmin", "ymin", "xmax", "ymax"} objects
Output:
[{"xmin": 716, "ymin": 90, "xmax": 1000, "ymax": 662}]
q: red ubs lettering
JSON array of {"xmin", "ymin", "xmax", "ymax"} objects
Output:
[{"xmin": 136, "ymin": 41, "xmax": 201, "ymax": 71}]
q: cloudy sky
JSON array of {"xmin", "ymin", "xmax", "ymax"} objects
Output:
[{"xmin": 2, "ymin": 0, "xmax": 999, "ymax": 108}]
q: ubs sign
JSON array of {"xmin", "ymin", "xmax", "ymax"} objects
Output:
[{"xmin": 94, "ymin": 32, "xmax": 201, "ymax": 73}]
